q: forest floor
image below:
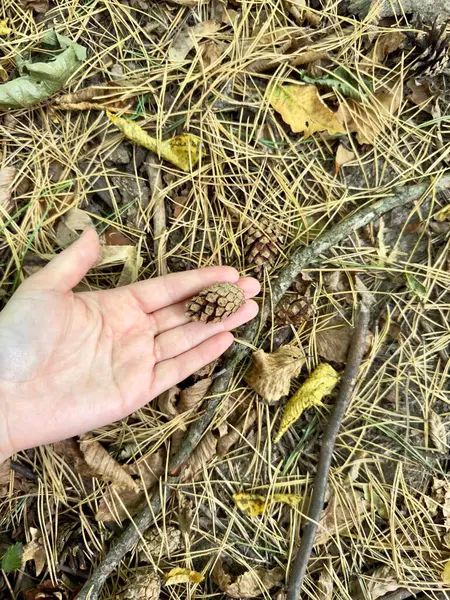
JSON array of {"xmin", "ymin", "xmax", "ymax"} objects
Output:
[{"xmin": 1, "ymin": 0, "xmax": 450, "ymax": 599}]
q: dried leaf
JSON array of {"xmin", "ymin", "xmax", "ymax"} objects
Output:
[
  {"xmin": 353, "ymin": 565, "xmax": 403, "ymax": 599},
  {"xmin": 317, "ymin": 568, "xmax": 334, "ymax": 600},
  {"xmin": 0, "ymin": 167, "xmax": 16, "ymax": 212},
  {"xmin": 268, "ymin": 84, "xmax": 345, "ymax": 138},
  {"xmin": 315, "ymin": 488, "xmax": 368, "ymax": 545},
  {"xmin": 158, "ymin": 387, "xmax": 180, "ymax": 419},
  {"xmin": 217, "ymin": 408, "xmax": 257, "ymax": 457},
  {"xmin": 0, "ymin": 31, "xmax": 86, "ymax": 109},
  {"xmin": 95, "ymin": 244, "xmax": 143, "ymax": 287},
  {"xmin": 0, "ymin": 65, "xmax": 8, "ymax": 83},
  {"xmin": 245, "ymin": 345, "xmax": 305, "ymax": 403},
  {"xmin": 79, "ymin": 433, "xmax": 139, "ymax": 492},
  {"xmin": 168, "ymin": 21, "xmax": 221, "ymax": 61},
  {"xmin": 164, "ymin": 567, "xmax": 204, "ymax": 585},
  {"xmin": 430, "ymin": 410, "xmax": 448, "ymax": 453},
  {"xmin": 0, "ymin": 459, "xmax": 11, "ymax": 496},
  {"xmin": 96, "ymin": 452, "xmax": 165, "ymax": 522},
  {"xmin": 138, "ymin": 526, "xmax": 182, "ymax": 562},
  {"xmin": 0, "ymin": 20, "xmax": 11, "ymax": 36},
  {"xmin": 104, "ymin": 226, "xmax": 133, "ymax": 246},
  {"xmin": 22, "ymin": 528, "xmax": 46, "ymax": 576},
  {"xmin": 25, "ymin": 581, "xmax": 69, "ymax": 600},
  {"xmin": 407, "ymin": 79, "xmax": 433, "ymax": 114},
  {"xmin": 21, "ymin": 0, "xmax": 50, "ymax": 13},
  {"xmin": 233, "ymin": 492, "xmax": 302, "ymax": 516},
  {"xmin": 108, "ymin": 113, "xmax": 203, "ymax": 172},
  {"xmin": 212, "ymin": 560, "xmax": 284, "ymax": 598},
  {"xmin": 56, "ymin": 207, "xmax": 93, "ymax": 247},
  {"xmin": 118, "ymin": 570, "xmax": 161, "ymax": 600},
  {"xmin": 183, "ymin": 431, "xmax": 218, "ymax": 482},
  {"xmin": 335, "ymin": 144, "xmax": 355, "ymax": 174},
  {"xmin": 432, "ymin": 478, "xmax": 450, "ymax": 531},
  {"xmin": 315, "ymin": 320, "xmax": 353, "ymax": 363},
  {"xmin": 274, "ymin": 363, "xmax": 339, "ymax": 442},
  {"xmin": 365, "ymin": 31, "xmax": 405, "ymax": 64},
  {"xmin": 443, "ymin": 560, "xmax": 450, "ymax": 584},
  {"xmin": 55, "ymin": 84, "xmax": 134, "ymax": 111},
  {"xmin": 178, "ymin": 378, "xmax": 212, "ymax": 412}
]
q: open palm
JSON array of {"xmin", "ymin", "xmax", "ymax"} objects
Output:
[{"xmin": 0, "ymin": 230, "xmax": 259, "ymax": 459}]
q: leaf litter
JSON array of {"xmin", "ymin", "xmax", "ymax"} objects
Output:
[{"xmin": 2, "ymin": 0, "xmax": 450, "ymax": 598}]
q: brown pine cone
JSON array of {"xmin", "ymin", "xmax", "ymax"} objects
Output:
[
  {"xmin": 408, "ymin": 20, "xmax": 449, "ymax": 83},
  {"xmin": 244, "ymin": 217, "xmax": 281, "ymax": 277},
  {"xmin": 276, "ymin": 296, "xmax": 313, "ymax": 326},
  {"xmin": 185, "ymin": 283, "xmax": 245, "ymax": 323}
]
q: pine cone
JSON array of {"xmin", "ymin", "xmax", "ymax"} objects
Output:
[
  {"xmin": 409, "ymin": 20, "xmax": 449, "ymax": 83},
  {"xmin": 185, "ymin": 283, "xmax": 245, "ymax": 323},
  {"xmin": 244, "ymin": 217, "xmax": 281, "ymax": 277},
  {"xmin": 276, "ymin": 296, "xmax": 313, "ymax": 326}
]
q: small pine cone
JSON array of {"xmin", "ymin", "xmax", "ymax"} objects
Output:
[
  {"xmin": 185, "ymin": 282, "xmax": 245, "ymax": 323},
  {"xmin": 276, "ymin": 296, "xmax": 313, "ymax": 326},
  {"xmin": 244, "ymin": 217, "xmax": 281, "ymax": 277},
  {"xmin": 409, "ymin": 20, "xmax": 449, "ymax": 83}
]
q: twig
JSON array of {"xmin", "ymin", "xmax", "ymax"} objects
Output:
[
  {"xmin": 286, "ymin": 285, "xmax": 374, "ymax": 600},
  {"xmin": 146, "ymin": 155, "xmax": 167, "ymax": 276},
  {"xmin": 75, "ymin": 175, "xmax": 450, "ymax": 599}
]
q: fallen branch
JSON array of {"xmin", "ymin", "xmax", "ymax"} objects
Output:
[
  {"xmin": 286, "ymin": 283, "xmax": 374, "ymax": 600},
  {"xmin": 146, "ymin": 155, "xmax": 167, "ymax": 276},
  {"xmin": 76, "ymin": 174, "xmax": 450, "ymax": 599}
]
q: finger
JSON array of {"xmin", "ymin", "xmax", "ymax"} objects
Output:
[
  {"xmin": 149, "ymin": 332, "xmax": 234, "ymax": 398},
  {"xmin": 154, "ymin": 299, "xmax": 258, "ymax": 363},
  {"xmin": 21, "ymin": 228, "xmax": 100, "ymax": 294},
  {"xmin": 150, "ymin": 277, "xmax": 261, "ymax": 335},
  {"xmin": 128, "ymin": 266, "xmax": 239, "ymax": 313}
]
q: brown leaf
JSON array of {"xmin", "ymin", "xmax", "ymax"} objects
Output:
[
  {"xmin": 317, "ymin": 568, "xmax": 334, "ymax": 600},
  {"xmin": 96, "ymin": 451, "xmax": 165, "ymax": 522},
  {"xmin": 79, "ymin": 433, "xmax": 139, "ymax": 492},
  {"xmin": 245, "ymin": 345, "xmax": 305, "ymax": 403},
  {"xmin": 365, "ymin": 31, "xmax": 405, "ymax": 64},
  {"xmin": 158, "ymin": 386, "xmax": 180, "ymax": 418},
  {"xmin": 178, "ymin": 378, "xmax": 212, "ymax": 412},
  {"xmin": 212, "ymin": 560, "xmax": 284, "ymax": 598},
  {"xmin": 315, "ymin": 488, "xmax": 368, "ymax": 545},
  {"xmin": 25, "ymin": 581, "xmax": 69, "ymax": 600},
  {"xmin": 352, "ymin": 564, "xmax": 402, "ymax": 600},
  {"xmin": 429, "ymin": 410, "xmax": 448, "ymax": 453},
  {"xmin": 56, "ymin": 207, "xmax": 93, "ymax": 247},
  {"xmin": 407, "ymin": 79, "xmax": 433, "ymax": 114},
  {"xmin": 431, "ymin": 477, "xmax": 450, "ymax": 531},
  {"xmin": 54, "ymin": 84, "xmax": 134, "ymax": 111},
  {"xmin": 201, "ymin": 40, "xmax": 226, "ymax": 68},
  {"xmin": 315, "ymin": 319, "xmax": 353, "ymax": 363},
  {"xmin": 168, "ymin": 21, "xmax": 221, "ymax": 62},
  {"xmin": 0, "ymin": 459, "xmax": 11, "ymax": 496},
  {"xmin": 217, "ymin": 408, "xmax": 257, "ymax": 457},
  {"xmin": 104, "ymin": 226, "xmax": 133, "ymax": 246},
  {"xmin": 0, "ymin": 167, "xmax": 16, "ymax": 212},
  {"xmin": 20, "ymin": 0, "xmax": 49, "ymax": 13},
  {"xmin": 335, "ymin": 144, "xmax": 355, "ymax": 174},
  {"xmin": 22, "ymin": 527, "xmax": 46, "ymax": 576},
  {"xmin": 182, "ymin": 431, "xmax": 218, "ymax": 482},
  {"xmin": 138, "ymin": 526, "xmax": 182, "ymax": 562},
  {"xmin": 118, "ymin": 570, "xmax": 161, "ymax": 600}
]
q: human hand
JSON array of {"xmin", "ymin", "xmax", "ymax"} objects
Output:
[{"xmin": 0, "ymin": 229, "xmax": 260, "ymax": 460}]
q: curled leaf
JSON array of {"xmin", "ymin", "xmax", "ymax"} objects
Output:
[
  {"xmin": 164, "ymin": 567, "xmax": 204, "ymax": 585},
  {"xmin": 108, "ymin": 112, "xmax": 203, "ymax": 172},
  {"xmin": 178, "ymin": 378, "xmax": 212, "ymax": 412},
  {"xmin": 54, "ymin": 83, "xmax": 134, "ymax": 111},
  {"xmin": 268, "ymin": 83, "xmax": 345, "ymax": 137},
  {"xmin": 212, "ymin": 560, "xmax": 284, "ymax": 598},
  {"xmin": 233, "ymin": 492, "xmax": 302, "ymax": 516},
  {"xmin": 245, "ymin": 345, "xmax": 305, "ymax": 403},
  {"xmin": 274, "ymin": 363, "xmax": 339, "ymax": 443}
]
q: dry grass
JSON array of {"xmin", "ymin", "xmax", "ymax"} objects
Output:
[{"xmin": 1, "ymin": 0, "xmax": 450, "ymax": 598}]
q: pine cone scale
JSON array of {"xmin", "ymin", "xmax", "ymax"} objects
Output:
[{"xmin": 186, "ymin": 283, "xmax": 245, "ymax": 323}]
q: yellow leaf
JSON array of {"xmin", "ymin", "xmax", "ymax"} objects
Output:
[
  {"xmin": 268, "ymin": 84, "xmax": 345, "ymax": 138},
  {"xmin": 0, "ymin": 20, "xmax": 11, "ymax": 36},
  {"xmin": 164, "ymin": 567, "xmax": 204, "ymax": 585},
  {"xmin": 443, "ymin": 559, "xmax": 450, "ymax": 584},
  {"xmin": 108, "ymin": 112, "xmax": 203, "ymax": 172},
  {"xmin": 233, "ymin": 492, "xmax": 302, "ymax": 516},
  {"xmin": 274, "ymin": 363, "xmax": 340, "ymax": 443},
  {"xmin": 434, "ymin": 205, "xmax": 450, "ymax": 222}
]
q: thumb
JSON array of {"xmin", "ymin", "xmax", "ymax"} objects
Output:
[{"xmin": 22, "ymin": 228, "xmax": 100, "ymax": 293}]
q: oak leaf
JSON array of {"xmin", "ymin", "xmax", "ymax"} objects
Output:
[
  {"xmin": 233, "ymin": 492, "xmax": 301, "ymax": 516},
  {"xmin": 245, "ymin": 345, "xmax": 305, "ymax": 403},
  {"xmin": 164, "ymin": 567, "xmax": 204, "ymax": 585},
  {"xmin": 274, "ymin": 363, "xmax": 339, "ymax": 442},
  {"xmin": 268, "ymin": 84, "xmax": 345, "ymax": 138},
  {"xmin": 212, "ymin": 560, "xmax": 284, "ymax": 598}
]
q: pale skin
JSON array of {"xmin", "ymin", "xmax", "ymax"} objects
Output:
[{"xmin": 0, "ymin": 229, "xmax": 260, "ymax": 462}]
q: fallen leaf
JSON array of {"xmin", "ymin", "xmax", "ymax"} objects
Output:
[
  {"xmin": 54, "ymin": 83, "xmax": 134, "ymax": 111},
  {"xmin": 407, "ymin": 79, "xmax": 433, "ymax": 113},
  {"xmin": 217, "ymin": 408, "xmax": 257, "ymax": 457},
  {"xmin": 95, "ymin": 244, "xmax": 143, "ymax": 287},
  {"xmin": 201, "ymin": 40, "xmax": 226, "ymax": 68},
  {"xmin": 335, "ymin": 144, "xmax": 355, "ymax": 174},
  {"xmin": 233, "ymin": 492, "xmax": 302, "ymax": 516},
  {"xmin": 288, "ymin": 0, "xmax": 321, "ymax": 26},
  {"xmin": 274, "ymin": 363, "xmax": 339, "ymax": 443},
  {"xmin": 430, "ymin": 410, "xmax": 448, "ymax": 453},
  {"xmin": 0, "ymin": 20, "xmax": 11, "ymax": 36},
  {"xmin": 291, "ymin": 49, "xmax": 329, "ymax": 67},
  {"xmin": 178, "ymin": 378, "xmax": 212, "ymax": 412},
  {"xmin": 315, "ymin": 319, "xmax": 353, "ymax": 363},
  {"xmin": 0, "ymin": 459, "xmax": 11, "ymax": 496},
  {"xmin": 297, "ymin": 66, "xmax": 368, "ymax": 101},
  {"xmin": 22, "ymin": 528, "xmax": 46, "ymax": 576},
  {"xmin": 405, "ymin": 272, "xmax": 427, "ymax": 299},
  {"xmin": 56, "ymin": 207, "xmax": 93, "ymax": 247},
  {"xmin": 182, "ymin": 431, "xmax": 218, "ymax": 482},
  {"xmin": 338, "ymin": 85, "xmax": 402, "ymax": 145},
  {"xmin": 164, "ymin": 567, "xmax": 204, "ymax": 585},
  {"xmin": 431, "ymin": 478, "xmax": 450, "ymax": 531},
  {"xmin": 0, "ymin": 65, "xmax": 8, "ymax": 82},
  {"xmin": 443, "ymin": 560, "xmax": 450, "ymax": 584},
  {"xmin": 20, "ymin": 0, "xmax": 49, "ymax": 12},
  {"xmin": 79, "ymin": 433, "xmax": 140, "ymax": 492},
  {"xmin": 168, "ymin": 21, "xmax": 221, "ymax": 62},
  {"xmin": 138, "ymin": 526, "xmax": 182, "ymax": 562},
  {"xmin": 118, "ymin": 570, "xmax": 161, "ymax": 600},
  {"xmin": 434, "ymin": 204, "xmax": 450, "ymax": 222},
  {"xmin": 96, "ymin": 452, "xmax": 165, "ymax": 522},
  {"xmin": 244, "ymin": 345, "xmax": 305, "ymax": 403},
  {"xmin": 317, "ymin": 568, "xmax": 334, "ymax": 600},
  {"xmin": 365, "ymin": 31, "xmax": 405, "ymax": 64},
  {"xmin": 353, "ymin": 564, "xmax": 403, "ymax": 599},
  {"xmin": 25, "ymin": 581, "xmax": 69, "ymax": 600},
  {"xmin": 212, "ymin": 560, "xmax": 284, "ymax": 598},
  {"xmin": 108, "ymin": 113, "xmax": 204, "ymax": 172},
  {"xmin": 158, "ymin": 386, "xmax": 180, "ymax": 418},
  {"xmin": 1, "ymin": 543, "xmax": 23, "ymax": 573},
  {"xmin": 0, "ymin": 167, "xmax": 16, "ymax": 212},
  {"xmin": 315, "ymin": 488, "xmax": 368, "ymax": 545},
  {"xmin": 268, "ymin": 83, "xmax": 345, "ymax": 138},
  {"xmin": 103, "ymin": 226, "xmax": 133, "ymax": 246},
  {"xmin": 0, "ymin": 31, "xmax": 86, "ymax": 109}
]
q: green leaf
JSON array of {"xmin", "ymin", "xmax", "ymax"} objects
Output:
[
  {"xmin": 0, "ymin": 30, "xmax": 86, "ymax": 109},
  {"xmin": 297, "ymin": 67, "xmax": 371, "ymax": 101},
  {"xmin": 405, "ymin": 272, "xmax": 427, "ymax": 299},
  {"xmin": 1, "ymin": 543, "xmax": 23, "ymax": 573}
]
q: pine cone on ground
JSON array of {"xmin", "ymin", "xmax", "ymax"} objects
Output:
[
  {"xmin": 276, "ymin": 295, "xmax": 313, "ymax": 326},
  {"xmin": 409, "ymin": 20, "xmax": 449, "ymax": 83},
  {"xmin": 244, "ymin": 217, "xmax": 282, "ymax": 278},
  {"xmin": 185, "ymin": 283, "xmax": 245, "ymax": 323}
]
